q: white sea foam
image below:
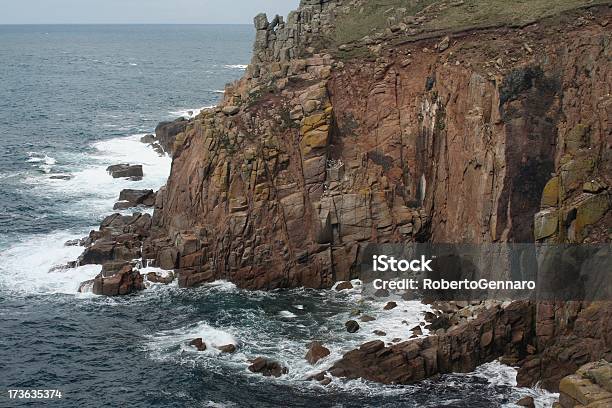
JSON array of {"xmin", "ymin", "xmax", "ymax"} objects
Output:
[
  {"xmin": 2, "ymin": 134, "xmax": 172, "ymax": 296},
  {"xmin": 0, "ymin": 229, "xmax": 101, "ymax": 295},
  {"xmin": 168, "ymin": 106, "xmax": 214, "ymax": 119},
  {"xmin": 224, "ymin": 64, "xmax": 248, "ymax": 70},
  {"xmin": 472, "ymin": 361, "xmax": 559, "ymax": 408},
  {"xmin": 26, "ymin": 152, "xmax": 57, "ymax": 173}
]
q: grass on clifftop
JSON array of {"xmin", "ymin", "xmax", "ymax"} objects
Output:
[
  {"xmin": 334, "ymin": 0, "xmax": 610, "ymax": 45},
  {"xmin": 422, "ymin": 0, "xmax": 610, "ymax": 32}
]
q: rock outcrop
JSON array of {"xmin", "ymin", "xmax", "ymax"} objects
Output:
[
  {"xmin": 78, "ymin": 213, "xmax": 152, "ymax": 272},
  {"xmin": 323, "ymin": 301, "xmax": 534, "ymax": 384},
  {"xmin": 557, "ymin": 360, "xmax": 612, "ymax": 408},
  {"xmin": 154, "ymin": 118, "xmax": 189, "ymax": 156}
]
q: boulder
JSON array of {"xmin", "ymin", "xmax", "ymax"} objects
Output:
[
  {"xmin": 305, "ymin": 341, "xmax": 331, "ymax": 365},
  {"xmin": 114, "ymin": 189, "xmax": 156, "ymax": 210},
  {"xmin": 335, "ymin": 281, "xmax": 354, "ymax": 291},
  {"xmin": 248, "ymin": 357, "xmax": 288, "ymax": 377},
  {"xmin": 516, "ymin": 396, "xmax": 535, "ymax": 408},
  {"xmin": 91, "ymin": 265, "xmax": 144, "ymax": 296},
  {"xmin": 360, "ymin": 315, "xmax": 376, "ymax": 322},
  {"xmin": 384, "ymin": 301, "xmax": 398, "ymax": 310},
  {"xmin": 189, "ymin": 338, "xmax": 207, "ymax": 351},
  {"xmin": 222, "ymin": 106, "xmax": 240, "ymax": 116},
  {"xmin": 345, "ymin": 320, "xmax": 360, "ymax": 333},
  {"xmin": 79, "ymin": 240, "xmax": 115, "ymax": 265},
  {"xmin": 217, "ymin": 344, "xmax": 237, "ymax": 353},
  {"xmin": 106, "ymin": 164, "xmax": 144, "ymax": 180}
]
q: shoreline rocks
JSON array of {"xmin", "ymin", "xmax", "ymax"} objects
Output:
[
  {"xmin": 91, "ymin": 264, "xmax": 144, "ymax": 296},
  {"xmin": 322, "ymin": 301, "xmax": 535, "ymax": 385}
]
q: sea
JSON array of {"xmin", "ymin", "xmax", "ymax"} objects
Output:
[{"xmin": 0, "ymin": 25, "xmax": 558, "ymax": 407}]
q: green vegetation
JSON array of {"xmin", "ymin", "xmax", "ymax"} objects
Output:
[
  {"xmin": 422, "ymin": 0, "xmax": 610, "ymax": 32},
  {"xmin": 333, "ymin": 0, "xmax": 609, "ymax": 46},
  {"xmin": 334, "ymin": 0, "xmax": 436, "ymax": 45}
]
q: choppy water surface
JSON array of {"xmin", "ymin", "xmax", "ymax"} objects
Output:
[{"xmin": 0, "ymin": 25, "xmax": 556, "ymax": 407}]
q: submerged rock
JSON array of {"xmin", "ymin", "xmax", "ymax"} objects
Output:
[
  {"xmin": 345, "ymin": 320, "xmax": 360, "ymax": 333},
  {"xmin": 189, "ymin": 338, "xmax": 207, "ymax": 351},
  {"xmin": 335, "ymin": 281, "xmax": 353, "ymax": 291},
  {"xmin": 217, "ymin": 344, "xmax": 237, "ymax": 353},
  {"xmin": 305, "ymin": 341, "xmax": 330, "ymax": 365}
]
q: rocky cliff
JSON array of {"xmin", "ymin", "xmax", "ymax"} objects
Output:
[
  {"xmin": 144, "ymin": 1, "xmax": 610, "ymax": 290},
  {"xmin": 78, "ymin": 0, "xmax": 611, "ymax": 394}
]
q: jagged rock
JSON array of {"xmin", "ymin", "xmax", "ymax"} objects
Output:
[
  {"xmin": 360, "ymin": 315, "xmax": 376, "ymax": 322},
  {"xmin": 114, "ymin": 189, "xmax": 155, "ymax": 210},
  {"xmin": 384, "ymin": 301, "xmax": 398, "ymax": 310},
  {"xmin": 248, "ymin": 357, "xmax": 288, "ymax": 377},
  {"xmin": 325, "ymin": 301, "xmax": 534, "ymax": 385},
  {"xmin": 254, "ymin": 13, "xmax": 269, "ymax": 30},
  {"xmin": 189, "ymin": 338, "xmax": 207, "ymax": 351},
  {"xmin": 373, "ymin": 330, "xmax": 387, "ymax": 336},
  {"xmin": 106, "ymin": 164, "xmax": 143, "ymax": 180},
  {"xmin": 155, "ymin": 118, "xmax": 188, "ymax": 156},
  {"xmin": 90, "ymin": 264, "xmax": 144, "ymax": 296},
  {"xmin": 345, "ymin": 320, "xmax": 360, "ymax": 333},
  {"xmin": 305, "ymin": 341, "xmax": 330, "ymax": 365}
]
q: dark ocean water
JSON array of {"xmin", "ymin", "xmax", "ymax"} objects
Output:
[{"xmin": 0, "ymin": 25, "xmax": 554, "ymax": 407}]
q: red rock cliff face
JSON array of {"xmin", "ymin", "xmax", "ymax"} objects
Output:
[{"xmin": 145, "ymin": 5, "xmax": 610, "ymax": 291}]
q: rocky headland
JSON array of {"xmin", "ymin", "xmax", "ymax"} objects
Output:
[{"xmin": 71, "ymin": 0, "xmax": 610, "ymax": 400}]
